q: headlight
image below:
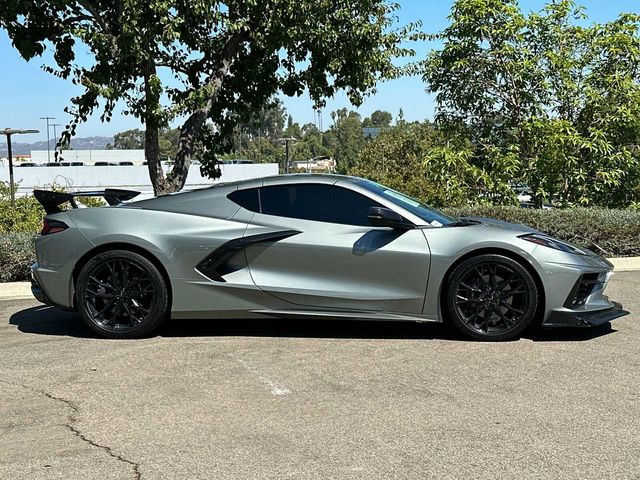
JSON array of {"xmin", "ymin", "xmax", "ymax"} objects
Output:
[{"xmin": 519, "ymin": 233, "xmax": 588, "ymax": 255}]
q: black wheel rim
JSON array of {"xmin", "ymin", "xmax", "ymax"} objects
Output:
[
  {"xmin": 83, "ymin": 258, "xmax": 156, "ymax": 332},
  {"xmin": 454, "ymin": 261, "xmax": 531, "ymax": 336}
]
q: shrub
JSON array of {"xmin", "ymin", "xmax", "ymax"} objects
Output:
[
  {"xmin": 0, "ymin": 233, "xmax": 36, "ymax": 282},
  {"xmin": 443, "ymin": 206, "xmax": 640, "ymax": 257},
  {"xmin": 0, "ymin": 182, "xmax": 106, "ymax": 282},
  {"xmin": 0, "ymin": 197, "xmax": 44, "ymax": 234}
]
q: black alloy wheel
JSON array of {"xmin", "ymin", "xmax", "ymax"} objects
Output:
[
  {"xmin": 76, "ymin": 250, "xmax": 169, "ymax": 339},
  {"xmin": 446, "ymin": 254, "xmax": 538, "ymax": 341}
]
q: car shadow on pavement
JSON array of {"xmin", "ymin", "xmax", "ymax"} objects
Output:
[
  {"xmin": 9, "ymin": 305, "xmax": 97, "ymax": 338},
  {"xmin": 9, "ymin": 305, "xmax": 617, "ymax": 342}
]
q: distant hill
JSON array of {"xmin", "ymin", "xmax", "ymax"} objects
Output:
[{"xmin": 0, "ymin": 136, "xmax": 114, "ymax": 156}]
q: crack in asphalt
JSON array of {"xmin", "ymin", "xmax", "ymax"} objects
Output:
[{"xmin": 0, "ymin": 379, "xmax": 142, "ymax": 480}]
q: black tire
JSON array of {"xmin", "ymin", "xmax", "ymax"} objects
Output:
[
  {"xmin": 446, "ymin": 254, "xmax": 538, "ymax": 341},
  {"xmin": 76, "ymin": 250, "xmax": 169, "ymax": 339}
]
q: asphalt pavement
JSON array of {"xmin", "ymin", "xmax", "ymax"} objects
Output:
[{"xmin": 1, "ymin": 272, "xmax": 639, "ymax": 480}]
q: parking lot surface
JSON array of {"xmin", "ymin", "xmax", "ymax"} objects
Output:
[{"xmin": 1, "ymin": 272, "xmax": 639, "ymax": 480}]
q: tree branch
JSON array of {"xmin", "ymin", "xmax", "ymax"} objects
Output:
[
  {"xmin": 167, "ymin": 31, "xmax": 248, "ymax": 192},
  {"xmin": 77, "ymin": 0, "xmax": 109, "ymax": 33}
]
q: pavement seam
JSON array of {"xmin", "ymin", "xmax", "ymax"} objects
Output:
[{"xmin": 0, "ymin": 379, "xmax": 142, "ymax": 480}]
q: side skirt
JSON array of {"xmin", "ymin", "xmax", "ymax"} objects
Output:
[{"xmin": 250, "ymin": 309, "xmax": 440, "ymax": 323}]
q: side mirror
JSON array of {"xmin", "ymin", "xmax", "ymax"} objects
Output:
[{"xmin": 368, "ymin": 206, "xmax": 414, "ymax": 229}]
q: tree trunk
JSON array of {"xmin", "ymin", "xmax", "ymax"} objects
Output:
[
  {"xmin": 167, "ymin": 32, "xmax": 247, "ymax": 192},
  {"xmin": 143, "ymin": 61, "xmax": 167, "ymax": 196}
]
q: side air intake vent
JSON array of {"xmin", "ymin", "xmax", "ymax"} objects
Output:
[{"xmin": 196, "ymin": 230, "xmax": 301, "ymax": 282}]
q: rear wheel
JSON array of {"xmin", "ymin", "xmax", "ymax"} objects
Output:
[
  {"xmin": 446, "ymin": 254, "xmax": 538, "ymax": 341},
  {"xmin": 76, "ymin": 250, "xmax": 169, "ymax": 339}
]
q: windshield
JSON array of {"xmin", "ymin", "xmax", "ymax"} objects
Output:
[{"xmin": 353, "ymin": 178, "xmax": 456, "ymax": 226}]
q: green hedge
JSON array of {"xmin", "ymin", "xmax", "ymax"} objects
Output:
[
  {"xmin": 443, "ymin": 206, "xmax": 640, "ymax": 257},
  {"xmin": 0, "ymin": 233, "xmax": 36, "ymax": 282}
]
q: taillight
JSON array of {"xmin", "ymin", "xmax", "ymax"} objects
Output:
[{"xmin": 41, "ymin": 218, "xmax": 68, "ymax": 235}]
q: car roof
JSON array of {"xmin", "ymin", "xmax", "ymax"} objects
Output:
[{"xmin": 128, "ymin": 174, "xmax": 358, "ymax": 215}]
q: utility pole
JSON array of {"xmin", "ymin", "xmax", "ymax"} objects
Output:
[
  {"xmin": 2, "ymin": 128, "xmax": 39, "ymax": 207},
  {"xmin": 40, "ymin": 116, "xmax": 55, "ymax": 163},
  {"xmin": 278, "ymin": 137, "xmax": 297, "ymax": 174}
]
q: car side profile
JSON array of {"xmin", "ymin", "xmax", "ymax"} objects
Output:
[{"xmin": 30, "ymin": 174, "xmax": 628, "ymax": 340}]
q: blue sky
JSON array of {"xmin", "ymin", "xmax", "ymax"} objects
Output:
[{"xmin": 0, "ymin": 0, "xmax": 637, "ymax": 143}]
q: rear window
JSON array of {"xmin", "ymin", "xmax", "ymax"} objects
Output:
[{"xmin": 228, "ymin": 188, "xmax": 260, "ymax": 212}]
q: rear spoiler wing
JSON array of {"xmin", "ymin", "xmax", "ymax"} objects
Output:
[{"xmin": 33, "ymin": 189, "xmax": 141, "ymax": 214}]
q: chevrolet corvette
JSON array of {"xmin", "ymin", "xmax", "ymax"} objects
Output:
[{"xmin": 30, "ymin": 174, "xmax": 628, "ymax": 340}]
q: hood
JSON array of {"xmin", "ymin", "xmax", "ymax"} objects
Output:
[{"xmin": 461, "ymin": 216, "xmax": 541, "ymax": 234}]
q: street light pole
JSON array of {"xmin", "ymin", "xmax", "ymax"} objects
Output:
[
  {"xmin": 40, "ymin": 117, "xmax": 55, "ymax": 163},
  {"xmin": 2, "ymin": 128, "xmax": 39, "ymax": 207},
  {"xmin": 285, "ymin": 140, "xmax": 290, "ymax": 174},
  {"xmin": 7, "ymin": 134, "xmax": 14, "ymax": 207}
]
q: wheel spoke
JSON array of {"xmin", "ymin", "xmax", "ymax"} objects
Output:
[
  {"xmin": 478, "ymin": 308, "xmax": 490, "ymax": 332},
  {"xmin": 106, "ymin": 262, "xmax": 120, "ymax": 289},
  {"xmin": 500, "ymin": 287, "xmax": 525, "ymax": 299},
  {"xmin": 456, "ymin": 295, "xmax": 482, "ymax": 304},
  {"xmin": 88, "ymin": 275, "xmax": 114, "ymax": 291},
  {"xmin": 85, "ymin": 288, "xmax": 114, "ymax": 299},
  {"xmin": 460, "ymin": 282, "xmax": 482, "ymax": 292},
  {"xmin": 119, "ymin": 260, "xmax": 130, "ymax": 288},
  {"xmin": 500, "ymin": 301, "xmax": 524, "ymax": 315},
  {"xmin": 474, "ymin": 266, "xmax": 488, "ymax": 286},
  {"xmin": 496, "ymin": 273, "xmax": 516, "ymax": 291},
  {"xmin": 123, "ymin": 302, "xmax": 143, "ymax": 325},
  {"xmin": 489, "ymin": 264, "xmax": 498, "ymax": 289},
  {"xmin": 495, "ymin": 306, "xmax": 514, "ymax": 328},
  {"xmin": 130, "ymin": 298, "xmax": 150, "ymax": 315},
  {"xmin": 94, "ymin": 298, "xmax": 116, "ymax": 320}
]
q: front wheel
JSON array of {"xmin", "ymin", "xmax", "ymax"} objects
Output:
[
  {"xmin": 76, "ymin": 250, "xmax": 169, "ymax": 339},
  {"xmin": 446, "ymin": 254, "xmax": 539, "ymax": 341}
]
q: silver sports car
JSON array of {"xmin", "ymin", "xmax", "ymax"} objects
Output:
[{"xmin": 31, "ymin": 174, "xmax": 628, "ymax": 340}]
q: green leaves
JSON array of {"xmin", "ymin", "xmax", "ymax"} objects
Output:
[
  {"xmin": 350, "ymin": 122, "xmax": 516, "ymax": 208},
  {"xmin": 1, "ymin": 0, "xmax": 416, "ymax": 194},
  {"xmin": 422, "ymin": 0, "xmax": 640, "ymax": 208}
]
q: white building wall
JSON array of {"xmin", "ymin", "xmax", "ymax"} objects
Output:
[
  {"xmin": 30, "ymin": 149, "xmax": 145, "ymax": 165},
  {"xmin": 1, "ymin": 163, "xmax": 279, "ymax": 197}
]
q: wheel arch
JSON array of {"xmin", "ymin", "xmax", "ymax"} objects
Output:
[
  {"xmin": 71, "ymin": 242, "xmax": 173, "ymax": 311},
  {"xmin": 438, "ymin": 247, "xmax": 546, "ymax": 326}
]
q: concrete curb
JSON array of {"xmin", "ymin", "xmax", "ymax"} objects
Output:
[
  {"xmin": 608, "ymin": 257, "xmax": 640, "ymax": 272},
  {"xmin": 0, "ymin": 282, "xmax": 32, "ymax": 300},
  {"xmin": 1, "ymin": 257, "xmax": 640, "ymax": 300}
]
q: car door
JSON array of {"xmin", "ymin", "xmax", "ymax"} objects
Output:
[{"xmin": 237, "ymin": 182, "xmax": 431, "ymax": 314}]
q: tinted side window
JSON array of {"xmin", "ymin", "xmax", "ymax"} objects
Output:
[
  {"xmin": 259, "ymin": 184, "xmax": 382, "ymax": 226},
  {"xmin": 228, "ymin": 188, "xmax": 260, "ymax": 212}
]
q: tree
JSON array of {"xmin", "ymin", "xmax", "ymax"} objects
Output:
[
  {"xmin": 1, "ymin": 1, "xmax": 418, "ymax": 195},
  {"xmin": 108, "ymin": 127, "xmax": 179, "ymax": 160},
  {"xmin": 422, "ymin": 0, "xmax": 640, "ymax": 207},
  {"xmin": 111, "ymin": 129, "xmax": 145, "ymax": 150},
  {"xmin": 291, "ymin": 123, "xmax": 331, "ymax": 166},
  {"xmin": 325, "ymin": 109, "xmax": 366, "ymax": 173},
  {"xmin": 158, "ymin": 128, "xmax": 181, "ymax": 160},
  {"xmin": 284, "ymin": 121, "xmax": 303, "ymax": 140},
  {"xmin": 351, "ymin": 122, "xmax": 514, "ymax": 207},
  {"xmin": 365, "ymin": 110, "xmax": 393, "ymax": 127},
  {"xmin": 241, "ymin": 99, "xmax": 286, "ymax": 139}
]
